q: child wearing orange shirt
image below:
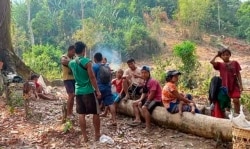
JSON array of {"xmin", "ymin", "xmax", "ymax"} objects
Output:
[{"xmin": 162, "ymin": 70, "xmax": 199, "ymax": 115}]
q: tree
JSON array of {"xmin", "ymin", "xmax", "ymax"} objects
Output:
[
  {"xmin": 237, "ymin": 1, "xmax": 250, "ymax": 41},
  {"xmin": 176, "ymin": 0, "xmax": 210, "ymax": 40},
  {"xmin": 0, "ymin": 0, "xmax": 31, "ymax": 79},
  {"xmin": 23, "ymin": 44, "xmax": 62, "ymax": 80}
]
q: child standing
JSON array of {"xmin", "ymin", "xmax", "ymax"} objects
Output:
[{"xmin": 210, "ymin": 48, "xmax": 243, "ymax": 114}]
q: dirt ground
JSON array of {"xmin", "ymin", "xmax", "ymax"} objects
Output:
[{"xmin": 0, "ymin": 89, "xmax": 231, "ymax": 149}]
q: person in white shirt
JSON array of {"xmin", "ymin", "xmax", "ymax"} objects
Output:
[{"xmin": 122, "ymin": 58, "xmax": 144, "ymax": 100}]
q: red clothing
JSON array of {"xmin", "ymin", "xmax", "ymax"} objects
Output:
[
  {"xmin": 35, "ymin": 82, "xmax": 40, "ymax": 89},
  {"xmin": 213, "ymin": 61, "xmax": 241, "ymax": 98},
  {"xmin": 145, "ymin": 78, "xmax": 162, "ymax": 102},
  {"xmin": 112, "ymin": 79, "xmax": 123, "ymax": 93}
]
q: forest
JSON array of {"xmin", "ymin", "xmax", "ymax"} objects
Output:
[{"xmin": 10, "ymin": 0, "xmax": 250, "ymax": 79}]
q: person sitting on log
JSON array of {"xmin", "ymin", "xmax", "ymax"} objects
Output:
[
  {"xmin": 30, "ymin": 74, "xmax": 57, "ymax": 100},
  {"xmin": 122, "ymin": 58, "xmax": 144, "ymax": 101},
  {"xmin": 162, "ymin": 70, "xmax": 199, "ymax": 115},
  {"xmin": 130, "ymin": 66, "xmax": 162, "ymax": 132}
]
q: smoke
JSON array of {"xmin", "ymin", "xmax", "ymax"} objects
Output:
[{"xmin": 93, "ymin": 46, "xmax": 122, "ymax": 71}]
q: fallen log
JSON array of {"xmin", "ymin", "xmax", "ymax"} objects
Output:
[{"xmin": 118, "ymin": 100, "xmax": 232, "ymax": 141}]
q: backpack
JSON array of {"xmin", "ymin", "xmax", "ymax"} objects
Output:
[
  {"xmin": 98, "ymin": 64, "xmax": 111, "ymax": 84},
  {"xmin": 208, "ymin": 76, "xmax": 222, "ymax": 103}
]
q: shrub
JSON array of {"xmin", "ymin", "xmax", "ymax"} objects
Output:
[
  {"xmin": 173, "ymin": 41, "xmax": 200, "ymax": 89},
  {"xmin": 241, "ymin": 93, "xmax": 250, "ymax": 112},
  {"xmin": 23, "ymin": 44, "xmax": 63, "ymax": 80}
]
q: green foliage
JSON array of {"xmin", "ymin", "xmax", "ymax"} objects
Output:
[
  {"xmin": 63, "ymin": 120, "xmax": 73, "ymax": 133},
  {"xmin": 173, "ymin": 41, "xmax": 200, "ymax": 89},
  {"xmin": 237, "ymin": 2, "xmax": 250, "ymax": 41},
  {"xmin": 177, "ymin": 0, "xmax": 210, "ymax": 40},
  {"xmin": 241, "ymin": 93, "xmax": 250, "ymax": 111},
  {"xmin": 151, "ymin": 56, "xmax": 171, "ymax": 84},
  {"xmin": 23, "ymin": 44, "xmax": 63, "ymax": 80},
  {"xmin": 192, "ymin": 63, "xmax": 214, "ymax": 96},
  {"xmin": 125, "ymin": 24, "xmax": 149, "ymax": 47}
]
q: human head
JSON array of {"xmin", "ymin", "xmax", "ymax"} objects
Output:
[
  {"xmin": 116, "ymin": 69, "xmax": 124, "ymax": 79},
  {"xmin": 94, "ymin": 52, "xmax": 103, "ymax": 63},
  {"xmin": 141, "ymin": 66, "xmax": 150, "ymax": 80},
  {"xmin": 67, "ymin": 45, "xmax": 75, "ymax": 57},
  {"xmin": 219, "ymin": 47, "xmax": 231, "ymax": 62},
  {"xmin": 126, "ymin": 58, "xmax": 136, "ymax": 70},
  {"xmin": 30, "ymin": 74, "xmax": 39, "ymax": 82},
  {"xmin": 165, "ymin": 70, "xmax": 181, "ymax": 82},
  {"xmin": 102, "ymin": 57, "xmax": 107, "ymax": 64},
  {"xmin": 75, "ymin": 41, "xmax": 87, "ymax": 56}
]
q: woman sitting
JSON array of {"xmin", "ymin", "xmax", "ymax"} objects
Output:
[{"xmin": 162, "ymin": 70, "xmax": 199, "ymax": 115}]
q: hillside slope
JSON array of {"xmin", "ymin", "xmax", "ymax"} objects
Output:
[{"xmin": 157, "ymin": 23, "xmax": 250, "ymax": 89}]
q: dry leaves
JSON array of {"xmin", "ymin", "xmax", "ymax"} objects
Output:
[{"xmin": 0, "ymin": 87, "xmax": 229, "ymax": 149}]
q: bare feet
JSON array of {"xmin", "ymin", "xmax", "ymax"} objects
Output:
[{"xmin": 191, "ymin": 105, "xmax": 195, "ymax": 114}]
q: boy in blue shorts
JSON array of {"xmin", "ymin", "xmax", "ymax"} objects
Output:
[{"xmin": 93, "ymin": 52, "xmax": 117, "ymax": 126}]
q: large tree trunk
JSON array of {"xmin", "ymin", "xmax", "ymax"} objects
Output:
[
  {"xmin": 118, "ymin": 100, "xmax": 232, "ymax": 141},
  {"xmin": 0, "ymin": 0, "xmax": 32, "ymax": 80}
]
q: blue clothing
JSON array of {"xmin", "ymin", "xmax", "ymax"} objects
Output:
[
  {"xmin": 167, "ymin": 94, "xmax": 200, "ymax": 114},
  {"xmin": 92, "ymin": 63, "xmax": 111, "ymax": 91},
  {"xmin": 100, "ymin": 87, "xmax": 114, "ymax": 106},
  {"xmin": 93, "ymin": 63, "xmax": 114, "ymax": 106}
]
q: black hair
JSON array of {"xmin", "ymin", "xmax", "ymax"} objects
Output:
[
  {"xmin": 75, "ymin": 41, "xmax": 86, "ymax": 54},
  {"xmin": 126, "ymin": 58, "xmax": 135, "ymax": 63},
  {"xmin": 68, "ymin": 45, "xmax": 75, "ymax": 51},
  {"xmin": 219, "ymin": 47, "xmax": 231, "ymax": 57},
  {"xmin": 94, "ymin": 52, "xmax": 103, "ymax": 62},
  {"xmin": 30, "ymin": 74, "xmax": 39, "ymax": 80},
  {"xmin": 166, "ymin": 75, "xmax": 174, "ymax": 82}
]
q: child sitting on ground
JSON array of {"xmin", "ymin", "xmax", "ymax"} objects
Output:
[{"xmin": 30, "ymin": 74, "xmax": 58, "ymax": 100}]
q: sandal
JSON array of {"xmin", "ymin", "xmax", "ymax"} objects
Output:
[{"xmin": 128, "ymin": 121, "xmax": 141, "ymax": 126}]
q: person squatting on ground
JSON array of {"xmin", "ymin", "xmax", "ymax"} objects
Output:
[
  {"xmin": 93, "ymin": 52, "xmax": 117, "ymax": 126},
  {"xmin": 61, "ymin": 45, "xmax": 76, "ymax": 119},
  {"xmin": 122, "ymin": 58, "xmax": 144, "ymax": 101},
  {"xmin": 130, "ymin": 66, "xmax": 162, "ymax": 132},
  {"xmin": 210, "ymin": 47, "xmax": 243, "ymax": 114},
  {"xmin": 162, "ymin": 70, "xmax": 199, "ymax": 115},
  {"xmin": 30, "ymin": 74, "xmax": 57, "ymax": 100},
  {"xmin": 69, "ymin": 41, "xmax": 101, "ymax": 142}
]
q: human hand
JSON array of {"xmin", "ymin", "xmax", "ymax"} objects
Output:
[
  {"xmin": 217, "ymin": 51, "xmax": 221, "ymax": 57},
  {"xmin": 133, "ymin": 74, "xmax": 140, "ymax": 78},
  {"xmin": 240, "ymin": 86, "xmax": 243, "ymax": 92},
  {"xmin": 96, "ymin": 91, "xmax": 101, "ymax": 99}
]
